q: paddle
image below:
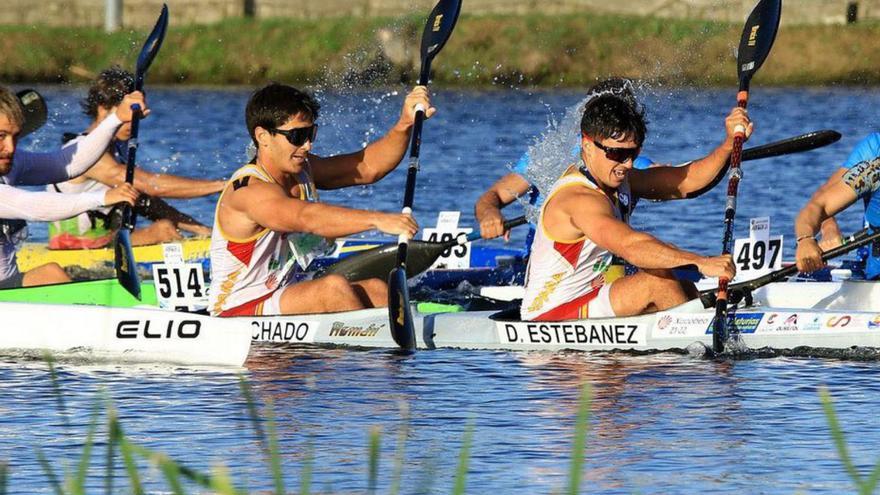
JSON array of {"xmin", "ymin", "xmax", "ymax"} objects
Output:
[
  {"xmin": 698, "ymin": 227, "xmax": 880, "ymax": 309},
  {"xmin": 324, "ymin": 215, "xmax": 527, "ymax": 282},
  {"xmin": 114, "ymin": 4, "xmax": 169, "ymax": 300},
  {"xmin": 16, "ymin": 89, "xmax": 48, "ymax": 138},
  {"xmin": 388, "ymin": 0, "xmax": 462, "ymax": 350},
  {"xmin": 711, "ymin": 0, "xmax": 782, "ymax": 353}
]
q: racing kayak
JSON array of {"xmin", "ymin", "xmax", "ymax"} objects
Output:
[
  {"xmin": 17, "ymin": 237, "xmax": 527, "ymax": 292},
  {"xmin": 7, "ymin": 278, "xmax": 876, "ymax": 365},
  {"xmin": 16, "ymin": 237, "xmax": 211, "ymax": 273},
  {"xmin": 248, "ymin": 280, "xmax": 880, "ymax": 351}
]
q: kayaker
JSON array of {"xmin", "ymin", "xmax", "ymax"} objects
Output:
[
  {"xmin": 0, "ymin": 85, "xmax": 142, "ymax": 288},
  {"xmin": 475, "ymin": 78, "xmax": 655, "ymax": 241},
  {"xmin": 209, "ymin": 83, "xmax": 425, "ymax": 316},
  {"xmin": 794, "ymin": 134, "xmax": 880, "ymax": 276},
  {"xmin": 48, "ymin": 67, "xmax": 225, "ymax": 249},
  {"xmin": 520, "ymin": 91, "xmax": 744, "ymax": 321}
]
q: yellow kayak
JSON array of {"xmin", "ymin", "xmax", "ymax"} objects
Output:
[{"xmin": 16, "ymin": 237, "xmax": 211, "ymax": 272}]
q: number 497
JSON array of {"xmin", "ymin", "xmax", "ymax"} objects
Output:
[{"xmin": 736, "ymin": 239, "xmax": 781, "ymax": 271}]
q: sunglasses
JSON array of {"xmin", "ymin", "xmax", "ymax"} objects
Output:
[
  {"xmin": 589, "ymin": 138, "xmax": 640, "ymax": 163},
  {"xmin": 271, "ymin": 124, "xmax": 318, "ymax": 147}
]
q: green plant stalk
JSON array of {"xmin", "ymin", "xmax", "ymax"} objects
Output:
[
  {"xmin": 68, "ymin": 406, "xmax": 99, "ymax": 495},
  {"xmin": 0, "ymin": 461, "xmax": 7, "ymax": 495},
  {"xmin": 390, "ymin": 402, "xmax": 410, "ymax": 495},
  {"xmin": 567, "ymin": 383, "xmax": 592, "ymax": 495},
  {"xmin": 452, "ymin": 420, "xmax": 474, "ymax": 495},
  {"xmin": 109, "ymin": 407, "xmax": 145, "ymax": 495},
  {"xmin": 368, "ymin": 426, "xmax": 381, "ymax": 493},
  {"xmin": 44, "ymin": 354, "xmax": 70, "ymax": 430},
  {"xmin": 265, "ymin": 398, "xmax": 286, "ymax": 495},
  {"xmin": 238, "ymin": 376, "xmax": 269, "ymax": 454},
  {"xmin": 35, "ymin": 448, "xmax": 64, "ymax": 495},
  {"xmin": 301, "ymin": 443, "xmax": 313, "ymax": 495}
]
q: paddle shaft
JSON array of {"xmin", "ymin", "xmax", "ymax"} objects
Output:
[
  {"xmin": 122, "ymin": 104, "xmax": 143, "ymax": 229},
  {"xmin": 713, "ymin": 93, "xmax": 749, "ymax": 351}
]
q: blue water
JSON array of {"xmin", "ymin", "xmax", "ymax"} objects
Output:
[{"xmin": 4, "ymin": 85, "xmax": 880, "ymax": 493}]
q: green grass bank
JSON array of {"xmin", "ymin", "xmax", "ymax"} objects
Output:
[{"xmin": 3, "ymin": 13, "xmax": 880, "ymax": 87}]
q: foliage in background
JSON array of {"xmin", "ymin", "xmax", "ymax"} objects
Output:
[{"xmin": 2, "ymin": 14, "xmax": 880, "ymax": 87}]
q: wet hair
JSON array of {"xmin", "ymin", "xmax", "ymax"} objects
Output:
[
  {"xmin": 580, "ymin": 93, "xmax": 647, "ymax": 147},
  {"xmin": 82, "ymin": 66, "xmax": 135, "ymax": 118},
  {"xmin": 585, "ymin": 77, "xmax": 639, "ymax": 110},
  {"xmin": 245, "ymin": 83, "xmax": 320, "ymax": 145},
  {"xmin": 0, "ymin": 86, "xmax": 24, "ymax": 128}
]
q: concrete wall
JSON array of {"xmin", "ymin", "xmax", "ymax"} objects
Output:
[{"xmin": 4, "ymin": 0, "xmax": 880, "ymax": 28}]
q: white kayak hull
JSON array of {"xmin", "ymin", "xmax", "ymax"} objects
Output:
[
  {"xmin": 248, "ymin": 281, "xmax": 880, "ymax": 352},
  {"xmin": 4, "ymin": 281, "xmax": 880, "ymax": 363},
  {"xmin": 3, "ymin": 302, "xmax": 251, "ymax": 367}
]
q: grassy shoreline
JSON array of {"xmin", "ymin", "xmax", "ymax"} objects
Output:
[{"xmin": 3, "ymin": 13, "xmax": 880, "ymax": 87}]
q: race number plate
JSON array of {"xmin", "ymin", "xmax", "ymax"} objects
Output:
[
  {"xmin": 732, "ymin": 217, "xmax": 783, "ymax": 282},
  {"xmin": 151, "ymin": 262, "xmax": 209, "ymax": 311},
  {"xmin": 421, "ymin": 211, "xmax": 472, "ymax": 269}
]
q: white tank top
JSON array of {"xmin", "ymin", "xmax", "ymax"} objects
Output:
[
  {"xmin": 208, "ymin": 162, "xmax": 332, "ymax": 315},
  {"xmin": 520, "ymin": 167, "xmax": 632, "ymax": 320}
]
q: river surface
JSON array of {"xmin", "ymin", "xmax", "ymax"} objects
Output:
[{"xmin": 4, "ymin": 85, "xmax": 880, "ymax": 493}]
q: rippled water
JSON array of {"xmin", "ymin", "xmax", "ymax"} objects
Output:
[{"xmin": 5, "ymin": 85, "xmax": 880, "ymax": 493}]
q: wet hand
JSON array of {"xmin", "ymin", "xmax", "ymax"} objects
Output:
[
  {"xmin": 375, "ymin": 212, "xmax": 419, "ymax": 238},
  {"xmin": 397, "ymin": 86, "xmax": 435, "ymax": 129},
  {"xmin": 115, "ymin": 91, "xmax": 151, "ymax": 122},
  {"xmin": 697, "ymin": 254, "xmax": 736, "ymax": 280},
  {"xmin": 479, "ymin": 211, "xmax": 507, "ymax": 240},
  {"xmin": 104, "ymin": 182, "xmax": 139, "ymax": 207},
  {"xmin": 724, "ymin": 107, "xmax": 753, "ymax": 145},
  {"xmin": 796, "ymin": 238, "xmax": 825, "ymax": 273}
]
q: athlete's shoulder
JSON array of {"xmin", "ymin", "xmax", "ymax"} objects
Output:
[{"xmin": 843, "ymin": 133, "xmax": 880, "ymax": 169}]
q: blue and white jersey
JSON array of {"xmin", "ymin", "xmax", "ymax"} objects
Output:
[{"xmin": 841, "ymin": 133, "xmax": 880, "ymax": 279}]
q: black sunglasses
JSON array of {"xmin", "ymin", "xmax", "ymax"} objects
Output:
[
  {"xmin": 591, "ymin": 138, "xmax": 640, "ymax": 163},
  {"xmin": 270, "ymin": 124, "xmax": 318, "ymax": 147}
]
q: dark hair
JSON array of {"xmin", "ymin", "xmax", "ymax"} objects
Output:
[
  {"xmin": 246, "ymin": 83, "xmax": 320, "ymax": 145},
  {"xmin": 580, "ymin": 93, "xmax": 647, "ymax": 147},
  {"xmin": 82, "ymin": 66, "xmax": 134, "ymax": 118},
  {"xmin": 585, "ymin": 77, "xmax": 639, "ymax": 110},
  {"xmin": 0, "ymin": 86, "xmax": 24, "ymax": 128}
]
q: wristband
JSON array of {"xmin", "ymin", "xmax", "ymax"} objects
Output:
[{"xmin": 796, "ymin": 234, "xmax": 815, "ymax": 244}]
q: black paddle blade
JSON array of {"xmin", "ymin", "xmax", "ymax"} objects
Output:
[
  {"xmin": 114, "ymin": 229, "xmax": 141, "ymax": 300},
  {"xmin": 135, "ymin": 4, "xmax": 169, "ymax": 90},
  {"xmin": 741, "ymin": 129, "xmax": 840, "ymax": 161},
  {"xmin": 737, "ymin": 0, "xmax": 782, "ymax": 90},
  {"xmin": 16, "ymin": 89, "xmax": 47, "ymax": 138},
  {"xmin": 323, "ymin": 241, "xmax": 450, "ymax": 282},
  {"xmin": 418, "ymin": 0, "xmax": 462, "ymax": 84},
  {"xmin": 388, "ymin": 267, "xmax": 416, "ymax": 350}
]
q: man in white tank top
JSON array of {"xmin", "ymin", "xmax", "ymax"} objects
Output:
[
  {"xmin": 522, "ymin": 93, "xmax": 748, "ymax": 321},
  {"xmin": 209, "ymin": 83, "xmax": 428, "ymax": 316}
]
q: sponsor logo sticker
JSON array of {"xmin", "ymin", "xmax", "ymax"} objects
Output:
[
  {"xmin": 653, "ymin": 314, "xmax": 712, "ymax": 337},
  {"xmin": 706, "ymin": 312, "xmax": 763, "ymax": 335}
]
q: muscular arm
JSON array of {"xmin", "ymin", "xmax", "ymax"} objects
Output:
[
  {"xmin": 629, "ymin": 107, "xmax": 750, "ymax": 200},
  {"xmin": 308, "ymin": 124, "xmax": 412, "ymax": 189},
  {"xmin": 84, "ymin": 154, "xmax": 224, "ymax": 198},
  {"xmin": 9, "ymin": 114, "xmax": 122, "ymax": 186},
  {"xmin": 223, "ymin": 181, "xmax": 399, "ymax": 239},
  {"xmin": 795, "ymin": 179, "xmax": 859, "ymax": 240},
  {"xmin": 557, "ymin": 188, "xmax": 704, "ymax": 269},
  {"xmin": 310, "ymin": 86, "xmax": 434, "ymax": 190},
  {"xmin": 474, "ymin": 173, "xmax": 532, "ymax": 220},
  {"xmin": 0, "ymin": 185, "xmax": 104, "ymax": 221}
]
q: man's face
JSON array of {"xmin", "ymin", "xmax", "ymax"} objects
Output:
[
  {"xmin": 581, "ymin": 134, "xmax": 640, "ymax": 189},
  {"xmin": 0, "ymin": 113, "xmax": 21, "ymax": 176},
  {"xmin": 259, "ymin": 114, "xmax": 315, "ymax": 174}
]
